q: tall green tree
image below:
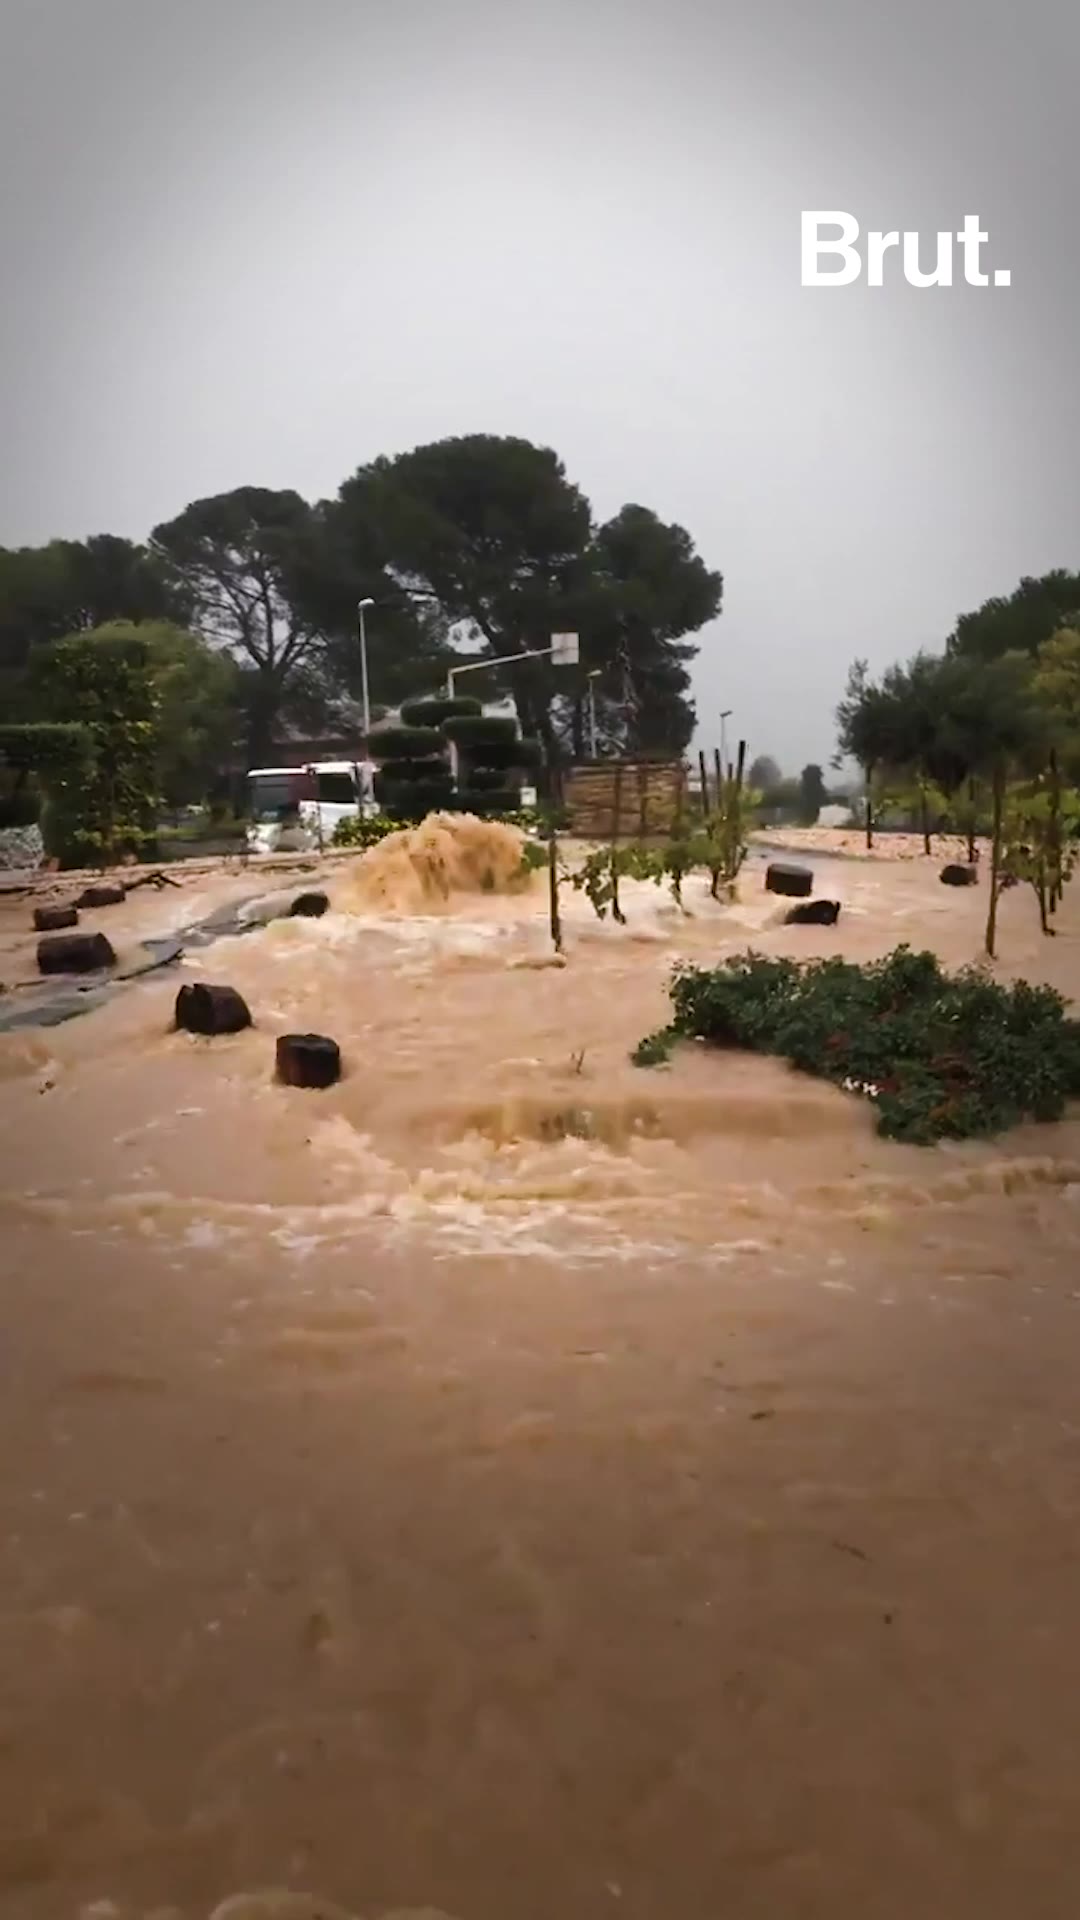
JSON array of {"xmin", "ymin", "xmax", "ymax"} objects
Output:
[
  {"xmin": 948, "ymin": 569, "xmax": 1080, "ymax": 662},
  {"xmin": 0, "ymin": 535, "xmax": 188, "ymax": 697},
  {"xmin": 328, "ymin": 436, "xmax": 721, "ymax": 764},
  {"xmin": 81, "ymin": 621, "xmax": 244, "ymax": 810},
  {"xmin": 748, "ymin": 754, "xmax": 782, "ymax": 790},
  {"xmin": 28, "ymin": 630, "xmax": 160, "ymax": 866}
]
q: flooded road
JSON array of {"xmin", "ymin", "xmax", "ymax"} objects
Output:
[{"xmin": 3, "ymin": 822, "xmax": 1080, "ymax": 1919}]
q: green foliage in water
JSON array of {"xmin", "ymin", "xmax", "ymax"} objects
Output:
[
  {"xmin": 632, "ymin": 945, "xmax": 1080, "ymax": 1144},
  {"xmin": 331, "ymin": 811, "xmax": 398, "ymax": 849}
]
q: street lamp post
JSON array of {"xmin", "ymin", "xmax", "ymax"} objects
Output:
[
  {"xmin": 357, "ymin": 598, "xmax": 374, "ymax": 740},
  {"xmin": 720, "ymin": 708, "xmax": 733, "ymax": 775}
]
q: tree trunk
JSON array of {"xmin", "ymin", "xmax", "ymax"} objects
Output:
[
  {"xmin": 920, "ymin": 784, "xmax": 931, "ymax": 856},
  {"xmin": 864, "ymin": 767, "xmax": 874, "ymax": 848},
  {"xmin": 985, "ymin": 761, "xmax": 1005, "ymax": 959},
  {"xmin": 1048, "ymin": 748, "xmax": 1062, "ymax": 912},
  {"xmin": 547, "ymin": 826, "xmax": 562, "ymax": 954},
  {"xmin": 571, "ymin": 695, "xmax": 585, "ymax": 762},
  {"xmin": 966, "ymin": 776, "xmax": 977, "ymax": 865}
]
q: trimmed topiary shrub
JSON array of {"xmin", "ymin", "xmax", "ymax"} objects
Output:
[
  {"xmin": 365, "ymin": 726, "xmax": 446, "ymax": 761},
  {"xmin": 464, "ymin": 767, "xmax": 510, "ymax": 792},
  {"xmin": 376, "ymin": 757, "xmax": 448, "ymax": 782},
  {"xmin": 632, "ymin": 944, "xmax": 1080, "ymax": 1145},
  {"xmin": 442, "ymin": 715, "xmax": 520, "ymax": 748},
  {"xmin": 399, "ymin": 696, "xmax": 483, "ymax": 728},
  {"xmin": 458, "ymin": 786, "xmax": 525, "ymax": 816},
  {"xmin": 374, "ymin": 774, "xmax": 457, "ymax": 818}
]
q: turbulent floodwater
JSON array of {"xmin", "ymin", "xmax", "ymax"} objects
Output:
[{"xmin": 3, "ymin": 822, "xmax": 1080, "ymax": 1920}]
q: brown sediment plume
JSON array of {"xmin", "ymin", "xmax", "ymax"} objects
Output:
[{"xmin": 335, "ymin": 812, "xmax": 533, "ymax": 914}]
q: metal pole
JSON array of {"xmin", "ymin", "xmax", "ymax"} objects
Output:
[
  {"xmin": 588, "ymin": 674, "xmax": 598, "ymax": 758},
  {"xmin": 358, "ymin": 602, "xmax": 372, "ymax": 739}
]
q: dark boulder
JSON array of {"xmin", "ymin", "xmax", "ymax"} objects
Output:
[
  {"xmin": 175, "ymin": 982, "xmax": 253, "ymax": 1036},
  {"xmin": 940, "ymin": 864, "xmax": 978, "ymax": 887},
  {"xmin": 76, "ymin": 883, "xmax": 127, "ymax": 908},
  {"xmin": 765, "ymin": 862, "xmax": 813, "ymax": 898},
  {"xmin": 276, "ymin": 1032, "xmax": 341, "ymax": 1089},
  {"xmin": 37, "ymin": 931, "xmax": 116, "ymax": 975},
  {"xmin": 289, "ymin": 891, "xmax": 330, "ymax": 918},
  {"xmin": 33, "ymin": 904, "xmax": 79, "ymax": 932},
  {"xmin": 784, "ymin": 899, "xmax": 841, "ymax": 926}
]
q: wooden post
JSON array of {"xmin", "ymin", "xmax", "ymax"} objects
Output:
[
  {"xmin": 548, "ymin": 825, "xmax": 562, "ymax": 954},
  {"xmin": 1049, "ymin": 748, "xmax": 1062, "ymax": 913},
  {"xmin": 985, "ymin": 761, "xmax": 1005, "ymax": 959},
  {"xmin": 698, "ymin": 750, "xmax": 710, "ymax": 820},
  {"xmin": 610, "ymin": 761, "xmax": 626, "ymax": 923}
]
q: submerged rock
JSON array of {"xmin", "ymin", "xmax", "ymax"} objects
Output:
[
  {"xmin": 175, "ymin": 983, "xmax": 252, "ymax": 1036},
  {"xmin": 276, "ymin": 1032, "xmax": 341, "ymax": 1089},
  {"xmin": 33, "ymin": 903, "xmax": 79, "ymax": 932},
  {"xmin": 37, "ymin": 931, "xmax": 116, "ymax": 974},
  {"xmin": 940, "ymin": 864, "xmax": 978, "ymax": 887},
  {"xmin": 765, "ymin": 861, "xmax": 813, "ymax": 898},
  {"xmin": 784, "ymin": 898, "xmax": 841, "ymax": 925},
  {"xmin": 76, "ymin": 883, "xmax": 127, "ymax": 908}
]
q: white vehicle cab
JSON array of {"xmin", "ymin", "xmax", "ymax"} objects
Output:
[{"xmin": 245, "ymin": 761, "xmax": 376, "ymax": 855}]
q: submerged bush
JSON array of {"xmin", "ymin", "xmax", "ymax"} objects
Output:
[
  {"xmin": 332, "ymin": 811, "xmax": 398, "ymax": 849},
  {"xmin": 632, "ymin": 945, "xmax": 1080, "ymax": 1144}
]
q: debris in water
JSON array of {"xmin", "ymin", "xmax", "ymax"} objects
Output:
[
  {"xmin": 37, "ymin": 931, "xmax": 116, "ymax": 974},
  {"xmin": 175, "ymin": 983, "xmax": 253, "ymax": 1036},
  {"xmin": 33, "ymin": 903, "xmax": 79, "ymax": 932},
  {"xmin": 276, "ymin": 1032, "xmax": 342, "ymax": 1089}
]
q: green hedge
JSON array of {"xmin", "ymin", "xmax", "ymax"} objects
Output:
[
  {"xmin": 374, "ymin": 773, "xmax": 457, "ymax": 816},
  {"xmin": 459, "ymin": 785, "xmax": 525, "ymax": 815},
  {"xmin": 365, "ymin": 725, "xmax": 446, "ymax": 761},
  {"xmin": 399, "ymin": 695, "xmax": 483, "ymax": 727},
  {"xmin": 0, "ymin": 722, "xmax": 94, "ymax": 773},
  {"xmin": 442, "ymin": 715, "xmax": 520, "ymax": 747}
]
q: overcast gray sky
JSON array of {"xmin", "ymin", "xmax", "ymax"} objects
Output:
[{"xmin": 1, "ymin": 0, "xmax": 1077, "ymax": 770}]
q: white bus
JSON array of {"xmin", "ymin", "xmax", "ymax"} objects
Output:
[{"xmin": 245, "ymin": 760, "xmax": 376, "ymax": 854}]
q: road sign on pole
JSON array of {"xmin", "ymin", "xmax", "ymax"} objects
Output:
[{"xmin": 550, "ymin": 633, "xmax": 579, "ymax": 666}]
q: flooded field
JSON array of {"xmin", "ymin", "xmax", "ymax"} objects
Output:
[{"xmin": 3, "ymin": 823, "xmax": 1080, "ymax": 1920}]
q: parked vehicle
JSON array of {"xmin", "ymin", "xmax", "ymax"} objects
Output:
[{"xmin": 245, "ymin": 761, "xmax": 376, "ymax": 854}]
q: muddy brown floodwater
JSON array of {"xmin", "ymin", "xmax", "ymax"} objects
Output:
[{"xmin": 3, "ymin": 819, "xmax": 1080, "ymax": 1920}]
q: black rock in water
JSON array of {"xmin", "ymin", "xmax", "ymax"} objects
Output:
[
  {"xmin": 765, "ymin": 862, "xmax": 813, "ymax": 898},
  {"xmin": 784, "ymin": 899, "xmax": 841, "ymax": 925},
  {"xmin": 276, "ymin": 1032, "xmax": 341, "ymax": 1089},
  {"xmin": 33, "ymin": 904, "xmax": 79, "ymax": 932},
  {"xmin": 289, "ymin": 891, "xmax": 330, "ymax": 917},
  {"xmin": 175, "ymin": 983, "xmax": 253, "ymax": 1036},
  {"xmin": 940, "ymin": 864, "xmax": 978, "ymax": 887},
  {"xmin": 37, "ymin": 931, "xmax": 116, "ymax": 975},
  {"xmin": 76, "ymin": 883, "xmax": 127, "ymax": 908}
]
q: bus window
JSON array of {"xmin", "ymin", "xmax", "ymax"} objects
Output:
[{"xmin": 316, "ymin": 771, "xmax": 357, "ymax": 805}]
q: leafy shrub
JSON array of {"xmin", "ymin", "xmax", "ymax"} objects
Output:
[
  {"xmin": 332, "ymin": 811, "xmax": 398, "ymax": 849},
  {"xmin": 399, "ymin": 696, "xmax": 482, "ymax": 727},
  {"xmin": 365, "ymin": 725, "xmax": 446, "ymax": 760},
  {"xmin": 632, "ymin": 944, "xmax": 1080, "ymax": 1144}
]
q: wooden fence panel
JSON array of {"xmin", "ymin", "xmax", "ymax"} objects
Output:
[{"xmin": 564, "ymin": 761, "xmax": 684, "ymax": 838}]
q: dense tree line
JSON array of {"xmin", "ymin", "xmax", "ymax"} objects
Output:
[
  {"xmin": 2, "ymin": 435, "xmax": 724, "ymax": 798},
  {"xmin": 834, "ymin": 569, "xmax": 1080, "ymax": 953}
]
